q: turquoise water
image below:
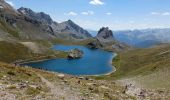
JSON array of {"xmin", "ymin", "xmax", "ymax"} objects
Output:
[{"xmin": 23, "ymin": 45, "xmax": 115, "ymax": 75}]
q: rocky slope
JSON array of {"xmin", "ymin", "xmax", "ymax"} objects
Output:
[
  {"xmin": 0, "ymin": 0, "xmax": 55, "ymax": 40},
  {"xmin": 0, "ymin": 0, "xmax": 93, "ymax": 63},
  {"xmin": 54, "ymin": 20, "xmax": 92, "ymax": 39},
  {"xmin": 87, "ymin": 27, "xmax": 130, "ymax": 51},
  {"xmin": 1, "ymin": 59, "xmax": 170, "ymax": 100},
  {"xmin": 0, "ymin": 62, "xmax": 140, "ymax": 100},
  {"xmin": 0, "ymin": 0, "xmax": 92, "ymax": 41},
  {"xmin": 17, "ymin": 7, "xmax": 53, "ymax": 25},
  {"xmin": 17, "ymin": 7, "xmax": 92, "ymax": 40}
]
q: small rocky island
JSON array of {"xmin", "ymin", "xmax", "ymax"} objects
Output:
[{"xmin": 67, "ymin": 48, "xmax": 83, "ymax": 59}]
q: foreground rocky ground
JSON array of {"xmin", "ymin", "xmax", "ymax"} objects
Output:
[
  {"xmin": 0, "ymin": 62, "xmax": 133, "ymax": 100},
  {"xmin": 1, "ymin": 62, "xmax": 170, "ymax": 100}
]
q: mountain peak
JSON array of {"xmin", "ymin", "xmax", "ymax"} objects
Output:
[
  {"xmin": 64, "ymin": 19, "xmax": 75, "ymax": 25},
  {"xmin": 55, "ymin": 20, "xmax": 92, "ymax": 39},
  {"xmin": 96, "ymin": 27, "xmax": 115, "ymax": 43},
  {"xmin": 18, "ymin": 7, "xmax": 53, "ymax": 25},
  {"xmin": 67, "ymin": 19, "xmax": 73, "ymax": 23}
]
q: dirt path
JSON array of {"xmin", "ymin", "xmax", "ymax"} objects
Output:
[{"xmin": 37, "ymin": 74, "xmax": 81, "ymax": 100}]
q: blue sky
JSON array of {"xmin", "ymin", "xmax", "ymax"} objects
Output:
[{"xmin": 5, "ymin": 0, "xmax": 170, "ymax": 30}]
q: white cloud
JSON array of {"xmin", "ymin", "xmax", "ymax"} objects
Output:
[
  {"xmin": 81, "ymin": 12, "xmax": 89, "ymax": 15},
  {"xmin": 106, "ymin": 12, "xmax": 112, "ymax": 15},
  {"xmin": 89, "ymin": 0, "xmax": 104, "ymax": 6},
  {"xmin": 162, "ymin": 12, "xmax": 170, "ymax": 16},
  {"xmin": 81, "ymin": 11, "xmax": 94, "ymax": 15},
  {"xmin": 151, "ymin": 12, "xmax": 160, "ymax": 15},
  {"xmin": 6, "ymin": 0, "xmax": 14, "ymax": 6},
  {"xmin": 151, "ymin": 12, "xmax": 170, "ymax": 16},
  {"xmin": 64, "ymin": 11, "xmax": 78, "ymax": 16}
]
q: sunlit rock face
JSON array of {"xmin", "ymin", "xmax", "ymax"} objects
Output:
[{"xmin": 96, "ymin": 27, "xmax": 115, "ymax": 43}]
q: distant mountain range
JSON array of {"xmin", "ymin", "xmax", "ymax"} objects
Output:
[
  {"xmin": 114, "ymin": 28, "xmax": 170, "ymax": 48},
  {"xmin": 88, "ymin": 28, "xmax": 170, "ymax": 48},
  {"xmin": 1, "ymin": 0, "xmax": 170, "ymax": 48}
]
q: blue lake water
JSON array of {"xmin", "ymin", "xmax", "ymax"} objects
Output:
[{"xmin": 23, "ymin": 45, "xmax": 116, "ymax": 75}]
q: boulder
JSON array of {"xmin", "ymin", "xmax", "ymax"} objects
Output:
[
  {"xmin": 67, "ymin": 48, "xmax": 83, "ymax": 59},
  {"xmin": 58, "ymin": 74, "xmax": 65, "ymax": 79}
]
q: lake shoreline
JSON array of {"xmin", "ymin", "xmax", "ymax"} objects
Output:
[
  {"xmin": 19, "ymin": 53, "xmax": 117, "ymax": 77},
  {"xmin": 82, "ymin": 53, "xmax": 117, "ymax": 77},
  {"xmin": 18, "ymin": 58, "xmax": 57, "ymax": 65},
  {"xmin": 19, "ymin": 45, "xmax": 117, "ymax": 76}
]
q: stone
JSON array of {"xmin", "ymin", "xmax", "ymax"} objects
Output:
[
  {"xmin": 25, "ymin": 81, "xmax": 29, "ymax": 83},
  {"xmin": 78, "ymin": 77, "xmax": 84, "ymax": 80},
  {"xmin": 58, "ymin": 74, "xmax": 65, "ymax": 79},
  {"xmin": 29, "ymin": 85, "xmax": 38, "ymax": 89},
  {"xmin": 100, "ymin": 85, "xmax": 109, "ymax": 90}
]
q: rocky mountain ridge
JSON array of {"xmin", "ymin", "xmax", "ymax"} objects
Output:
[
  {"xmin": 0, "ymin": 0, "xmax": 92, "ymax": 41},
  {"xmin": 114, "ymin": 28, "xmax": 170, "ymax": 48},
  {"xmin": 54, "ymin": 20, "xmax": 92, "ymax": 39},
  {"xmin": 17, "ymin": 7, "xmax": 92, "ymax": 40},
  {"xmin": 17, "ymin": 7, "xmax": 53, "ymax": 25}
]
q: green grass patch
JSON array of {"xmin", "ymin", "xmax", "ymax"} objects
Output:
[
  {"xmin": 92, "ymin": 44, "xmax": 170, "ymax": 80},
  {"xmin": 26, "ymin": 86, "xmax": 40, "ymax": 96},
  {"xmin": 0, "ymin": 17, "xmax": 20, "ymax": 38},
  {"xmin": 0, "ymin": 41, "xmax": 33, "ymax": 63}
]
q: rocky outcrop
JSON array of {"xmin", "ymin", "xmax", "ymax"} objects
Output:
[
  {"xmin": 86, "ymin": 27, "xmax": 130, "ymax": 51},
  {"xmin": 87, "ymin": 27, "xmax": 115, "ymax": 49},
  {"xmin": 67, "ymin": 48, "xmax": 83, "ymax": 59},
  {"xmin": 96, "ymin": 27, "xmax": 115, "ymax": 43}
]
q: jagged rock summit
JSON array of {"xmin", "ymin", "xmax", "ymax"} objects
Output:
[
  {"xmin": 17, "ymin": 7, "xmax": 92, "ymax": 40},
  {"xmin": 87, "ymin": 27, "xmax": 130, "ymax": 51},
  {"xmin": 96, "ymin": 27, "xmax": 115, "ymax": 43},
  {"xmin": 17, "ymin": 7, "xmax": 53, "ymax": 25}
]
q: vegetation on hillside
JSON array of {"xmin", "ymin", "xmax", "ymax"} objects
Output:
[
  {"xmin": 111, "ymin": 44, "xmax": 170, "ymax": 78},
  {"xmin": 0, "ymin": 41, "xmax": 68, "ymax": 63},
  {"xmin": 0, "ymin": 41, "xmax": 33, "ymax": 63},
  {"xmin": 93, "ymin": 44, "xmax": 170, "ymax": 90},
  {"xmin": 0, "ymin": 17, "xmax": 20, "ymax": 38}
]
